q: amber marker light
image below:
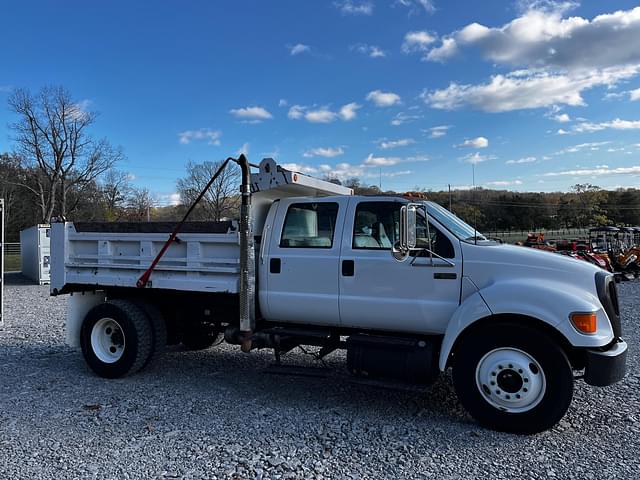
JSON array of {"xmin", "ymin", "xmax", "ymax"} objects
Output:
[{"xmin": 570, "ymin": 312, "xmax": 597, "ymax": 334}]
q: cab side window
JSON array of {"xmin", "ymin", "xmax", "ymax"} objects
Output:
[
  {"xmin": 352, "ymin": 201, "xmax": 455, "ymax": 258},
  {"xmin": 280, "ymin": 202, "xmax": 339, "ymax": 248},
  {"xmin": 352, "ymin": 202, "xmax": 398, "ymax": 249}
]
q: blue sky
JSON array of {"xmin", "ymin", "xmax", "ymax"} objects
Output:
[{"xmin": 1, "ymin": 0, "xmax": 640, "ymax": 204}]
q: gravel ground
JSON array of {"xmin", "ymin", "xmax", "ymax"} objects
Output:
[{"xmin": 0, "ymin": 273, "xmax": 638, "ymax": 479}]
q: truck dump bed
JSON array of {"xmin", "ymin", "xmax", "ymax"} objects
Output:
[
  {"xmin": 51, "ymin": 221, "xmax": 241, "ymax": 294},
  {"xmin": 50, "ymin": 158, "xmax": 352, "ymax": 296}
]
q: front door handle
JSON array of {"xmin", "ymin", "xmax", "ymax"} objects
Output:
[{"xmin": 342, "ymin": 259, "xmax": 354, "ymax": 277}]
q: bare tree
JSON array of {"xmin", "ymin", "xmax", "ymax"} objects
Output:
[
  {"xmin": 8, "ymin": 86, "xmax": 122, "ymax": 222},
  {"xmin": 101, "ymin": 169, "xmax": 133, "ymax": 220},
  {"xmin": 126, "ymin": 187, "xmax": 154, "ymax": 221},
  {"xmin": 0, "ymin": 153, "xmax": 21, "ymax": 223},
  {"xmin": 176, "ymin": 160, "xmax": 240, "ymax": 221}
]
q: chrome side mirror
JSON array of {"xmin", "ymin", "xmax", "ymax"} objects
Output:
[{"xmin": 393, "ymin": 203, "xmax": 420, "ymax": 261}]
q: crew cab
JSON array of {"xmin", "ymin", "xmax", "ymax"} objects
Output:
[{"xmin": 50, "ymin": 157, "xmax": 627, "ymax": 434}]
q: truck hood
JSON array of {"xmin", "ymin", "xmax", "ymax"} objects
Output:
[{"xmin": 461, "ymin": 242, "xmax": 602, "ymax": 294}]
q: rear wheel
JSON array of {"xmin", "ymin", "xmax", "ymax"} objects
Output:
[
  {"xmin": 134, "ymin": 301, "xmax": 167, "ymax": 367},
  {"xmin": 80, "ymin": 300, "xmax": 153, "ymax": 378},
  {"xmin": 452, "ymin": 324, "xmax": 573, "ymax": 434}
]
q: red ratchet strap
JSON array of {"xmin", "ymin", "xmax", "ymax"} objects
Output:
[{"xmin": 136, "ymin": 156, "xmax": 236, "ymax": 288}]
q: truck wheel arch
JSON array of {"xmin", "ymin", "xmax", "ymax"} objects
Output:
[{"xmin": 440, "ymin": 313, "xmax": 577, "ymax": 372}]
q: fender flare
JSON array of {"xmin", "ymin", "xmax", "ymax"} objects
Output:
[
  {"xmin": 66, "ymin": 291, "xmax": 105, "ymax": 348},
  {"xmin": 438, "ymin": 291, "xmax": 491, "ymax": 371},
  {"xmin": 438, "ymin": 280, "xmax": 612, "ymax": 371}
]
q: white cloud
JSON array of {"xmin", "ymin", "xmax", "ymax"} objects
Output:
[
  {"xmin": 543, "ymin": 165, "xmax": 640, "ymax": 177},
  {"xmin": 229, "ymin": 106, "xmax": 273, "ymax": 122},
  {"xmin": 427, "ymin": 125, "xmax": 451, "ymax": 138},
  {"xmin": 363, "ymin": 154, "xmax": 402, "ymax": 166},
  {"xmin": 456, "ymin": 136, "xmax": 489, "ymax": 148},
  {"xmin": 285, "ymin": 154, "xmax": 425, "ymax": 181},
  {"xmin": 303, "ymin": 147, "xmax": 345, "ymax": 158},
  {"xmin": 423, "ymin": 66, "xmax": 640, "ymax": 112},
  {"xmin": 460, "ymin": 152, "xmax": 496, "ymax": 164},
  {"xmin": 485, "ymin": 180, "xmax": 523, "ymax": 187},
  {"xmin": 425, "ymin": 6, "xmax": 640, "ymax": 71},
  {"xmin": 554, "ymin": 141, "xmax": 612, "ymax": 155},
  {"xmin": 391, "ymin": 111, "xmax": 421, "ymax": 126},
  {"xmin": 288, "ymin": 103, "xmax": 360, "ymax": 123},
  {"xmin": 305, "ymin": 108, "xmax": 337, "ymax": 123},
  {"xmin": 554, "ymin": 113, "xmax": 571, "ymax": 122},
  {"xmin": 237, "ymin": 142, "xmax": 250, "ymax": 156},
  {"xmin": 573, "ymin": 118, "xmax": 640, "ymax": 132},
  {"xmin": 178, "ymin": 128, "xmax": 221, "ymax": 145},
  {"xmin": 426, "ymin": 37, "xmax": 458, "ymax": 62},
  {"xmin": 278, "ymin": 99, "xmax": 288, "ymax": 107},
  {"xmin": 378, "ymin": 138, "xmax": 415, "ymax": 149},
  {"xmin": 405, "ymin": 154, "xmax": 430, "ymax": 162},
  {"xmin": 281, "ymin": 163, "xmax": 322, "ymax": 175},
  {"xmin": 335, "ymin": 1, "xmax": 373, "ymax": 15},
  {"xmin": 289, "ymin": 43, "xmax": 311, "ymax": 56},
  {"xmin": 506, "ymin": 156, "xmax": 537, "ymax": 165},
  {"xmin": 155, "ymin": 192, "xmax": 182, "ymax": 206},
  {"xmin": 67, "ymin": 99, "xmax": 92, "ymax": 121},
  {"xmin": 366, "ymin": 89, "xmax": 401, "ymax": 107},
  {"xmin": 351, "ymin": 43, "xmax": 386, "ymax": 58},
  {"xmin": 422, "ymin": 6, "xmax": 640, "ymax": 112},
  {"xmin": 339, "ymin": 102, "xmax": 361, "ymax": 121},
  {"xmin": 0, "ymin": 85, "xmax": 13, "ymax": 93},
  {"xmin": 630, "ymin": 88, "xmax": 640, "ymax": 101},
  {"xmin": 556, "ymin": 128, "xmax": 569, "ymax": 135},
  {"xmin": 396, "ymin": 0, "xmax": 435, "ymax": 15},
  {"xmin": 288, "ymin": 105, "xmax": 305, "ymax": 119},
  {"xmin": 402, "ymin": 31, "xmax": 436, "ymax": 53}
]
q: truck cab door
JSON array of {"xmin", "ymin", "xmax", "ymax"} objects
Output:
[
  {"xmin": 339, "ymin": 199, "xmax": 462, "ymax": 334},
  {"xmin": 260, "ymin": 197, "xmax": 347, "ymax": 326}
]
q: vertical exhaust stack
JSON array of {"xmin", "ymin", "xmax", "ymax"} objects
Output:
[{"xmin": 237, "ymin": 154, "xmax": 256, "ymax": 350}]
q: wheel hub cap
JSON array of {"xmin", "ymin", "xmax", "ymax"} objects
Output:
[
  {"xmin": 496, "ymin": 369, "xmax": 523, "ymax": 393},
  {"xmin": 475, "ymin": 347, "xmax": 546, "ymax": 413},
  {"xmin": 91, "ymin": 318, "xmax": 126, "ymax": 363}
]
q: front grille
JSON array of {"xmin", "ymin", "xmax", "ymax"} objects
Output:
[{"xmin": 596, "ymin": 271, "xmax": 622, "ymax": 337}]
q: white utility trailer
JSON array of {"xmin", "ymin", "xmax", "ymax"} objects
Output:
[
  {"xmin": 0, "ymin": 199, "xmax": 4, "ymax": 326},
  {"xmin": 50, "ymin": 156, "xmax": 627, "ymax": 434},
  {"xmin": 20, "ymin": 224, "xmax": 51, "ymax": 284}
]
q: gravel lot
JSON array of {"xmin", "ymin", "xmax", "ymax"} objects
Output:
[{"xmin": 0, "ymin": 273, "xmax": 638, "ymax": 479}]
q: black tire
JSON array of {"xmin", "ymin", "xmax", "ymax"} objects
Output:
[
  {"xmin": 181, "ymin": 322, "xmax": 220, "ymax": 351},
  {"xmin": 452, "ymin": 323, "xmax": 573, "ymax": 434},
  {"xmin": 134, "ymin": 301, "xmax": 168, "ymax": 368},
  {"xmin": 80, "ymin": 300, "xmax": 153, "ymax": 378}
]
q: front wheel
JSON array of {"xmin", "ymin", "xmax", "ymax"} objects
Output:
[{"xmin": 452, "ymin": 324, "xmax": 573, "ymax": 434}]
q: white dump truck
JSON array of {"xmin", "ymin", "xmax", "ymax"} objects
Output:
[{"xmin": 50, "ymin": 156, "xmax": 627, "ymax": 434}]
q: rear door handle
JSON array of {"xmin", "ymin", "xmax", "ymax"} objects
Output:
[
  {"xmin": 342, "ymin": 260, "xmax": 354, "ymax": 277},
  {"xmin": 270, "ymin": 258, "xmax": 281, "ymax": 274},
  {"xmin": 434, "ymin": 272, "xmax": 457, "ymax": 280}
]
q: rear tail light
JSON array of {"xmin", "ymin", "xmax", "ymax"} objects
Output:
[{"xmin": 570, "ymin": 312, "xmax": 597, "ymax": 334}]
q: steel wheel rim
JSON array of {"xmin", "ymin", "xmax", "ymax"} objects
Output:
[
  {"xmin": 475, "ymin": 347, "xmax": 546, "ymax": 413},
  {"xmin": 91, "ymin": 318, "xmax": 125, "ymax": 363}
]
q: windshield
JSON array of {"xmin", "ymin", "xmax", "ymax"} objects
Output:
[{"xmin": 423, "ymin": 201, "xmax": 487, "ymax": 242}]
